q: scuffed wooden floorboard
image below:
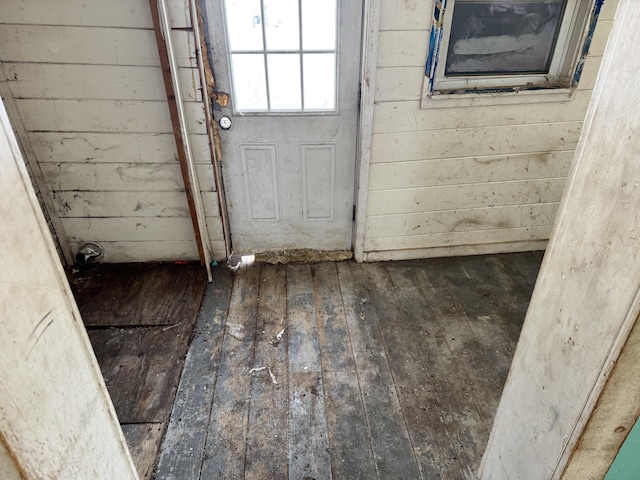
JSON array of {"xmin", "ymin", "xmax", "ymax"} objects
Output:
[
  {"xmin": 313, "ymin": 263, "xmax": 378, "ymax": 479},
  {"xmin": 287, "ymin": 265, "xmax": 332, "ymax": 480},
  {"xmin": 155, "ymin": 270, "xmax": 233, "ymax": 479},
  {"xmin": 72, "ymin": 262, "xmax": 206, "ymax": 327},
  {"xmin": 244, "ymin": 265, "xmax": 289, "ymax": 480},
  {"xmin": 200, "ymin": 264, "xmax": 261, "ymax": 478},
  {"xmin": 121, "ymin": 423, "xmax": 164, "ymax": 480},
  {"xmin": 342, "ymin": 263, "xmax": 422, "ymax": 479}
]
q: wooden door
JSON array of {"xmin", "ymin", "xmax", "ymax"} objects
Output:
[{"xmin": 205, "ymin": 0, "xmax": 363, "ymax": 253}]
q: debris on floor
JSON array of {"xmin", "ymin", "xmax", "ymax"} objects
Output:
[
  {"xmin": 270, "ymin": 327, "xmax": 286, "ymax": 346},
  {"xmin": 226, "ymin": 323, "xmax": 245, "ymax": 340}
]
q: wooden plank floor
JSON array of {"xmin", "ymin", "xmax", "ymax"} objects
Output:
[
  {"xmin": 69, "ymin": 262, "xmax": 207, "ymax": 480},
  {"xmin": 156, "ymin": 253, "xmax": 541, "ymax": 480}
]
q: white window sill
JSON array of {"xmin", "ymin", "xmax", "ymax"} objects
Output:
[{"xmin": 420, "ymin": 86, "xmax": 577, "ymax": 110}]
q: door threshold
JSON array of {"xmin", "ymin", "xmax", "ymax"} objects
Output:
[{"xmin": 254, "ymin": 249, "xmax": 353, "ymax": 265}]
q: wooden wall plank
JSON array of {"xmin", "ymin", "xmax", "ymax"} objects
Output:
[
  {"xmin": 154, "ymin": 273, "xmax": 233, "ymax": 480},
  {"xmin": 367, "ymin": 178, "xmax": 566, "ymax": 215},
  {"xmin": 371, "ymin": 123, "xmax": 582, "ymax": 163},
  {"xmin": 366, "ymin": 203, "xmax": 559, "ymax": 239},
  {"xmin": 373, "ymin": 91, "xmax": 593, "ymax": 133},
  {"xmin": 374, "ymin": 67, "xmax": 423, "ymax": 102},
  {"xmin": 41, "ymin": 163, "xmax": 185, "ymax": 191},
  {"xmin": 16, "ymin": 99, "xmax": 205, "ymax": 134},
  {"xmin": 4, "ymin": 64, "xmax": 201, "ymax": 102},
  {"xmin": 29, "ymin": 132, "xmax": 210, "ymax": 164},
  {"xmin": 377, "ymin": 31, "xmax": 430, "ymax": 67},
  {"xmin": 40, "ymin": 162, "xmax": 215, "ymax": 192},
  {"xmin": 66, "ymin": 240, "xmax": 201, "ymax": 262},
  {"xmin": 362, "ymin": 0, "xmax": 617, "ymax": 259},
  {"xmin": 365, "ymin": 240, "xmax": 549, "ymax": 263},
  {"xmin": 52, "ymin": 190, "xmax": 219, "ymax": 218},
  {"xmin": 0, "ymin": 0, "xmax": 191, "ymax": 28},
  {"xmin": 69, "ymin": 239, "xmax": 226, "ymax": 263},
  {"xmin": 369, "ymin": 152, "xmax": 573, "ymax": 190},
  {"xmin": 590, "ymin": 19, "xmax": 613, "ymax": 56},
  {"xmin": 378, "ymin": 0, "xmax": 431, "ymax": 31},
  {"xmin": 62, "ymin": 216, "xmax": 198, "ymax": 242},
  {"xmin": 0, "ymin": 25, "xmax": 196, "ymax": 67},
  {"xmin": 576, "ymin": 55, "xmax": 603, "ymax": 91},
  {"xmin": 63, "ymin": 214, "xmax": 224, "ymax": 246},
  {"xmin": 365, "ymin": 225, "xmax": 553, "ymax": 252}
]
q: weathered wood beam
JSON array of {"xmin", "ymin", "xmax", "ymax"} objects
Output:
[{"xmin": 149, "ymin": 0, "xmax": 212, "ymax": 278}]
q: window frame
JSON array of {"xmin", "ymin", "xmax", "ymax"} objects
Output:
[{"xmin": 423, "ymin": 0, "xmax": 598, "ymax": 100}]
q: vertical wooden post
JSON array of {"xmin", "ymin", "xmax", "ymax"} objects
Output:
[
  {"xmin": 149, "ymin": 0, "xmax": 213, "ymax": 279},
  {"xmin": 480, "ymin": 1, "xmax": 639, "ymax": 478}
]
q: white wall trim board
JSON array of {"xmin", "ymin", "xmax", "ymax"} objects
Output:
[
  {"xmin": 354, "ymin": 0, "xmax": 380, "ymax": 262},
  {"xmin": 480, "ymin": 1, "xmax": 639, "ymax": 478}
]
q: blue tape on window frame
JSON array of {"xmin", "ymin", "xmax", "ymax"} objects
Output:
[
  {"xmin": 425, "ymin": 0, "xmax": 605, "ymax": 94},
  {"xmin": 425, "ymin": 0, "xmax": 447, "ymax": 93},
  {"xmin": 572, "ymin": 0, "xmax": 606, "ymax": 86}
]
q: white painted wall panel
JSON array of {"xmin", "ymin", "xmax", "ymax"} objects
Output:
[
  {"xmin": 366, "ymin": 203, "xmax": 559, "ymax": 238},
  {"xmin": 365, "ymin": 226, "xmax": 553, "ymax": 252},
  {"xmin": 378, "ymin": 0, "xmax": 431, "ymax": 31},
  {"xmin": 29, "ymin": 132, "xmax": 211, "ymax": 164},
  {"xmin": 4, "ymin": 64, "xmax": 201, "ymax": 102},
  {"xmin": 52, "ymin": 190, "xmax": 220, "ymax": 219},
  {"xmin": 0, "ymin": 0, "xmax": 191, "ymax": 28},
  {"xmin": 367, "ymin": 179, "xmax": 566, "ymax": 215},
  {"xmin": 373, "ymin": 91, "xmax": 593, "ymax": 134},
  {"xmin": 377, "ymin": 31, "xmax": 430, "ymax": 67},
  {"xmin": 0, "ymin": 0, "xmax": 225, "ymax": 263},
  {"xmin": 369, "ymin": 152, "xmax": 574, "ymax": 190},
  {"xmin": 0, "ymin": 25, "xmax": 196, "ymax": 67},
  {"xmin": 364, "ymin": 0, "xmax": 617, "ymax": 259},
  {"xmin": 371, "ymin": 123, "xmax": 582, "ymax": 163},
  {"xmin": 15, "ymin": 99, "xmax": 206, "ymax": 134}
]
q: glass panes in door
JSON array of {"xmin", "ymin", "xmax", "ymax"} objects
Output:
[{"xmin": 223, "ymin": 0, "xmax": 338, "ymax": 112}]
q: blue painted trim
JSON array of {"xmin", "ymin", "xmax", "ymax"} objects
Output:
[
  {"xmin": 573, "ymin": 0, "xmax": 606, "ymax": 86},
  {"xmin": 425, "ymin": 0, "xmax": 447, "ymax": 93}
]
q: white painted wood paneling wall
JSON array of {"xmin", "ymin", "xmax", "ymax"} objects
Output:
[
  {"xmin": 0, "ymin": 94, "xmax": 136, "ymax": 479},
  {"xmin": 0, "ymin": 0, "xmax": 225, "ymax": 263},
  {"xmin": 364, "ymin": 0, "xmax": 618, "ymax": 261}
]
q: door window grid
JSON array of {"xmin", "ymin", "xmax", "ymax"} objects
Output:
[{"xmin": 223, "ymin": 0, "xmax": 338, "ymax": 113}]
